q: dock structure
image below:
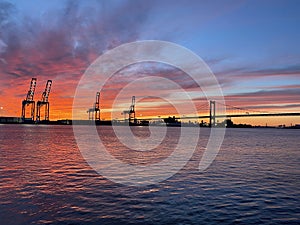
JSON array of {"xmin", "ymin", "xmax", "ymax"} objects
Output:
[
  {"xmin": 122, "ymin": 96, "xmax": 136, "ymax": 125},
  {"xmin": 36, "ymin": 80, "xmax": 52, "ymax": 123},
  {"xmin": 21, "ymin": 78, "xmax": 37, "ymax": 123},
  {"xmin": 14, "ymin": 80, "xmax": 300, "ymax": 126},
  {"xmin": 87, "ymin": 91, "xmax": 100, "ymax": 122}
]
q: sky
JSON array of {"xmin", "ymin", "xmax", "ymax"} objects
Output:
[{"xmin": 0, "ymin": 0, "xmax": 299, "ymax": 125}]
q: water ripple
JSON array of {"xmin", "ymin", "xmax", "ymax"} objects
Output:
[{"xmin": 0, "ymin": 125, "xmax": 299, "ymax": 224}]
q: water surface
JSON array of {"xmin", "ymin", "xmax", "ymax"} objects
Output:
[{"xmin": 0, "ymin": 125, "xmax": 299, "ymax": 224}]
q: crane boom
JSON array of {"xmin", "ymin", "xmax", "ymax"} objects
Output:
[
  {"xmin": 122, "ymin": 96, "xmax": 136, "ymax": 124},
  {"xmin": 41, "ymin": 80, "xmax": 52, "ymax": 102},
  {"xmin": 87, "ymin": 91, "xmax": 101, "ymax": 121},
  {"xmin": 25, "ymin": 78, "xmax": 37, "ymax": 101},
  {"xmin": 36, "ymin": 80, "xmax": 53, "ymax": 122},
  {"xmin": 95, "ymin": 92, "xmax": 100, "ymax": 110},
  {"xmin": 130, "ymin": 96, "xmax": 135, "ymax": 114}
]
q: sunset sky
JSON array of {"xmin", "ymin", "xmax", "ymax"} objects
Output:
[{"xmin": 0, "ymin": 0, "xmax": 299, "ymax": 125}]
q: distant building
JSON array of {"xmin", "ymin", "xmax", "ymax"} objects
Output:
[
  {"xmin": 0, "ymin": 117, "xmax": 21, "ymax": 123},
  {"xmin": 164, "ymin": 116, "xmax": 181, "ymax": 127}
]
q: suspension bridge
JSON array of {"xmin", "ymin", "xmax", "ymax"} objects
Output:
[{"xmin": 184, "ymin": 100, "xmax": 300, "ymax": 126}]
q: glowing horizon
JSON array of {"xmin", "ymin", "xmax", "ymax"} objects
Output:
[{"xmin": 0, "ymin": 0, "xmax": 300, "ymax": 126}]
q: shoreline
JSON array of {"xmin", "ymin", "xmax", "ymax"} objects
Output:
[{"xmin": 0, "ymin": 120, "xmax": 299, "ymax": 129}]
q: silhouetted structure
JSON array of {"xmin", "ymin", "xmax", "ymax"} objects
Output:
[
  {"xmin": 217, "ymin": 119, "xmax": 252, "ymax": 128},
  {"xmin": 36, "ymin": 80, "xmax": 52, "ymax": 123},
  {"xmin": 15, "ymin": 83, "xmax": 300, "ymax": 126},
  {"xmin": 21, "ymin": 78, "xmax": 37, "ymax": 123},
  {"xmin": 123, "ymin": 96, "xmax": 136, "ymax": 124},
  {"xmin": 199, "ymin": 120, "xmax": 208, "ymax": 127},
  {"xmin": 164, "ymin": 116, "xmax": 181, "ymax": 126},
  {"xmin": 87, "ymin": 92, "xmax": 100, "ymax": 121},
  {"xmin": 209, "ymin": 100, "xmax": 216, "ymax": 127},
  {"xmin": 0, "ymin": 117, "xmax": 21, "ymax": 124}
]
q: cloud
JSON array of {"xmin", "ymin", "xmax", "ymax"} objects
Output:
[
  {"xmin": 0, "ymin": 0, "xmax": 299, "ymax": 119},
  {"xmin": 224, "ymin": 88, "xmax": 300, "ymax": 112},
  {"xmin": 267, "ymin": 84, "xmax": 300, "ymax": 89},
  {"xmin": 248, "ymin": 64, "xmax": 300, "ymax": 76},
  {"xmin": 245, "ymin": 104, "xmax": 300, "ymax": 110},
  {"xmin": 211, "ymin": 62, "xmax": 300, "ymax": 91},
  {"xmin": 0, "ymin": 0, "xmax": 172, "ymax": 117},
  {"xmin": 217, "ymin": 64, "xmax": 300, "ymax": 81},
  {"xmin": 0, "ymin": 0, "xmax": 171, "ymax": 88},
  {"xmin": 0, "ymin": 39, "xmax": 7, "ymax": 53}
]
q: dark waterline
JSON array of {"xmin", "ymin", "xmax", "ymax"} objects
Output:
[{"xmin": 0, "ymin": 125, "xmax": 299, "ymax": 225}]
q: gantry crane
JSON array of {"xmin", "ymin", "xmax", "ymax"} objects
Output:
[
  {"xmin": 21, "ymin": 78, "xmax": 37, "ymax": 122},
  {"xmin": 36, "ymin": 80, "xmax": 52, "ymax": 122},
  {"xmin": 87, "ymin": 92, "xmax": 100, "ymax": 121},
  {"xmin": 122, "ymin": 96, "xmax": 136, "ymax": 124}
]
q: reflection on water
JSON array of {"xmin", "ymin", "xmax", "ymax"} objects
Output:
[{"xmin": 0, "ymin": 125, "xmax": 299, "ymax": 224}]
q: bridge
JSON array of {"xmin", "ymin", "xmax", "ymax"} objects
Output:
[
  {"xmin": 136, "ymin": 100, "xmax": 300, "ymax": 127},
  {"xmin": 87, "ymin": 93, "xmax": 300, "ymax": 126},
  {"xmin": 177, "ymin": 100, "xmax": 300, "ymax": 127}
]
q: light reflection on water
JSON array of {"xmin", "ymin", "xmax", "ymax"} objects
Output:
[{"xmin": 0, "ymin": 125, "xmax": 299, "ymax": 225}]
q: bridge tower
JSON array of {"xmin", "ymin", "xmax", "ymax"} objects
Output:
[
  {"xmin": 36, "ymin": 80, "xmax": 52, "ymax": 123},
  {"xmin": 21, "ymin": 78, "xmax": 37, "ymax": 122},
  {"xmin": 209, "ymin": 100, "xmax": 216, "ymax": 127}
]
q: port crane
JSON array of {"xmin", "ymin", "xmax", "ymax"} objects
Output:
[
  {"xmin": 21, "ymin": 78, "xmax": 37, "ymax": 122},
  {"xmin": 122, "ymin": 96, "xmax": 136, "ymax": 124},
  {"xmin": 87, "ymin": 92, "xmax": 100, "ymax": 121},
  {"xmin": 36, "ymin": 80, "xmax": 52, "ymax": 122}
]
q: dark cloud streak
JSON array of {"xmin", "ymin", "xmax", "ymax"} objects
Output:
[{"xmin": 0, "ymin": 0, "xmax": 159, "ymax": 80}]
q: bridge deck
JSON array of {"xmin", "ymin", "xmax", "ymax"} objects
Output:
[
  {"xmin": 137, "ymin": 112, "xmax": 300, "ymax": 121},
  {"xmin": 189, "ymin": 112, "xmax": 300, "ymax": 119}
]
